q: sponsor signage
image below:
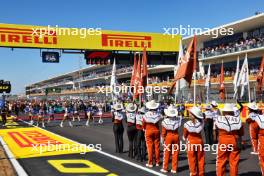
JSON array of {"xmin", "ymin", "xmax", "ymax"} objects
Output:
[
  {"xmin": 42, "ymin": 51, "xmax": 60, "ymax": 63},
  {"xmin": 0, "ymin": 128, "xmax": 91, "ymax": 158},
  {"xmin": 0, "ymin": 23, "xmax": 180, "ymax": 51}
]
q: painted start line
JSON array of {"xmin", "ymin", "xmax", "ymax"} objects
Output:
[{"xmin": 0, "ymin": 120, "xmax": 165, "ymax": 176}]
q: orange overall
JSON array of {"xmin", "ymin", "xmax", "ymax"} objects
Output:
[
  {"xmin": 183, "ymin": 128, "xmax": 205, "ymax": 176},
  {"xmin": 143, "ymin": 121, "xmax": 160, "ymax": 166},
  {"xmin": 258, "ymin": 128, "xmax": 264, "ymax": 175},
  {"xmin": 216, "ymin": 127, "xmax": 244, "ymax": 176},
  {"xmin": 246, "ymin": 118, "xmax": 259, "ymax": 153},
  {"xmin": 161, "ymin": 127, "xmax": 179, "ymax": 172}
]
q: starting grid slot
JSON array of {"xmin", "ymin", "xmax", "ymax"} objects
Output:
[{"xmin": 0, "ymin": 125, "xmax": 121, "ymax": 175}]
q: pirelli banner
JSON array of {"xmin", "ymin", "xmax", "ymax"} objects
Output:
[{"xmin": 0, "ymin": 23, "xmax": 180, "ymax": 51}]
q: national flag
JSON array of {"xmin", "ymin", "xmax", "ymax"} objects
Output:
[
  {"xmin": 205, "ymin": 64, "xmax": 211, "ymax": 103},
  {"xmin": 257, "ymin": 55, "xmax": 264, "ymax": 94},
  {"xmin": 133, "ymin": 53, "xmax": 142, "ymax": 100},
  {"xmin": 110, "ymin": 58, "xmax": 118, "ymax": 101},
  {"xmin": 130, "ymin": 52, "xmax": 137, "ymax": 87},
  {"xmin": 233, "ymin": 56, "xmax": 240, "ymax": 98},
  {"xmin": 175, "ymin": 35, "xmax": 197, "ymax": 85},
  {"xmin": 219, "ymin": 61, "xmax": 225, "ymax": 101},
  {"xmin": 169, "ymin": 36, "xmax": 196, "ymax": 94},
  {"xmin": 237, "ymin": 54, "xmax": 249, "ymax": 98}
]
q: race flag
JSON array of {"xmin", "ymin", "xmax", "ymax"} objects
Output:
[
  {"xmin": 175, "ymin": 35, "xmax": 197, "ymax": 86},
  {"xmin": 257, "ymin": 55, "xmax": 264, "ymax": 94},
  {"xmin": 110, "ymin": 58, "xmax": 118, "ymax": 101},
  {"xmin": 205, "ymin": 64, "xmax": 211, "ymax": 103},
  {"xmin": 175, "ymin": 39, "xmax": 187, "ymax": 97},
  {"xmin": 141, "ymin": 46, "xmax": 148, "ymax": 88},
  {"xmin": 130, "ymin": 52, "xmax": 138, "ymax": 87},
  {"xmin": 219, "ymin": 61, "xmax": 225, "ymax": 101},
  {"xmin": 169, "ymin": 36, "xmax": 196, "ymax": 94},
  {"xmin": 233, "ymin": 56, "xmax": 240, "ymax": 98},
  {"xmin": 133, "ymin": 53, "xmax": 142, "ymax": 100},
  {"xmin": 238, "ymin": 54, "xmax": 249, "ymax": 99}
]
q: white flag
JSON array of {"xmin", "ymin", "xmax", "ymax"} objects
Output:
[
  {"xmin": 237, "ymin": 55, "xmax": 249, "ymax": 98},
  {"xmin": 110, "ymin": 58, "xmax": 118, "ymax": 100},
  {"xmin": 205, "ymin": 64, "xmax": 211, "ymax": 87},
  {"xmin": 233, "ymin": 56, "xmax": 240, "ymax": 98},
  {"xmin": 205, "ymin": 64, "xmax": 211, "ymax": 103}
]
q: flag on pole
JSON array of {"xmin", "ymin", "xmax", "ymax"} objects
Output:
[
  {"xmin": 141, "ymin": 47, "xmax": 148, "ymax": 88},
  {"xmin": 257, "ymin": 55, "xmax": 264, "ymax": 94},
  {"xmin": 233, "ymin": 56, "xmax": 240, "ymax": 98},
  {"xmin": 110, "ymin": 58, "xmax": 118, "ymax": 101},
  {"xmin": 205, "ymin": 64, "xmax": 211, "ymax": 103},
  {"xmin": 175, "ymin": 35, "xmax": 197, "ymax": 85},
  {"xmin": 219, "ymin": 61, "xmax": 225, "ymax": 101},
  {"xmin": 130, "ymin": 53, "xmax": 137, "ymax": 87},
  {"xmin": 169, "ymin": 36, "xmax": 196, "ymax": 94},
  {"xmin": 237, "ymin": 54, "xmax": 249, "ymax": 99},
  {"xmin": 133, "ymin": 53, "xmax": 142, "ymax": 100},
  {"xmin": 175, "ymin": 39, "xmax": 187, "ymax": 98}
]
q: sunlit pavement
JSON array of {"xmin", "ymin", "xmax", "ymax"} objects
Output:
[{"xmin": 0, "ymin": 118, "xmax": 261, "ymax": 176}]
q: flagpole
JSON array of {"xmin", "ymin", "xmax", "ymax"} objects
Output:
[
  {"xmin": 194, "ymin": 71, "xmax": 196, "ymax": 105},
  {"xmin": 246, "ymin": 53, "xmax": 251, "ymax": 102}
]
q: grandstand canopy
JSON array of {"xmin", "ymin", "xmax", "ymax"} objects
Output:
[{"xmin": 183, "ymin": 13, "xmax": 264, "ymax": 45}]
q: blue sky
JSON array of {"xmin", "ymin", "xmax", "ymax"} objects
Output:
[{"xmin": 0, "ymin": 0, "xmax": 263, "ymax": 94}]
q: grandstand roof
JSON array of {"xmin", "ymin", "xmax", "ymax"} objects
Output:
[{"xmin": 183, "ymin": 13, "xmax": 264, "ymax": 45}]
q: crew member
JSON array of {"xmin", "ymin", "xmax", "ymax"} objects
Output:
[
  {"xmin": 143, "ymin": 100, "xmax": 161, "ymax": 168},
  {"xmin": 183, "ymin": 106, "xmax": 205, "ymax": 176},
  {"xmin": 246, "ymin": 102, "xmax": 260, "ymax": 155},
  {"xmin": 204, "ymin": 105, "xmax": 214, "ymax": 145},
  {"xmin": 215, "ymin": 103, "xmax": 244, "ymax": 176},
  {"xmin": 136, "ymin": 106, "xmax": 146, "ymax": 162},
  {"xmin": 112, "ymin": 102, "xmax": 124, "ymax": 153},
  {"xmin": 160, "ymin": 105, "xmax": 182, "ymax": 173},
  {"xmin": 126, "ymin": 103, "xmax": 137, "ymax": 158},
  {"xmin": 252, "ymin": 109, "xmax": 264, "ymax": 174},
  {"xmin": 211, "ymin": 100, "xmax": 220, "ymax": 143}
]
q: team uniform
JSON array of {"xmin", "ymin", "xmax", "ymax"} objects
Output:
[
  {"xmin": 204, "ymin": 107, "xmax": 214, "ymax": 145},
  {"xmin": 135, "ymin": 110, "xmax": 146, "ymax": 161},
  {"xmin": 161, "ymin": 115, "xmax": 182, "ymax": 173},
  {"xmin": 215, "ymin": 109, "xmax": 244, "ymax": 176},
  {"xmin": 246, "ymin": 112, "xmax": 260, "ymax": 154},
  {"xmin": 126, "ymin": 111, "xmax": 137, "ymax": 158},
  {"xmin": 112, "ymin": 104, "xmax": 124, "ymax": 153},
  {"xmin": 183, "ymin": 118, "xmax": 205, "ymax": 176},
  {"xmin": 253, "ymin": 114, "xmax": 264, "ymax": 174},
  {"xmin": 143, "ymin": 108, "xmax": 161, "ymax": 167}
]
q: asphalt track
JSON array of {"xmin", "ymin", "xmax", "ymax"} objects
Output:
[{"xmin": 0, "ymin": 116, "xmax": 262, "ymax": 176}]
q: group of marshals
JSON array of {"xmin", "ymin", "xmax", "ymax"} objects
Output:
[{"xmin": 111, "ymin": 99, "xmax": 264, "ymax": 175}]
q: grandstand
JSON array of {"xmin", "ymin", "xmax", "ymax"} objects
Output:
[{"xmin": 26, "ymin": 13, "xmax": 264, "ymax": 102}]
